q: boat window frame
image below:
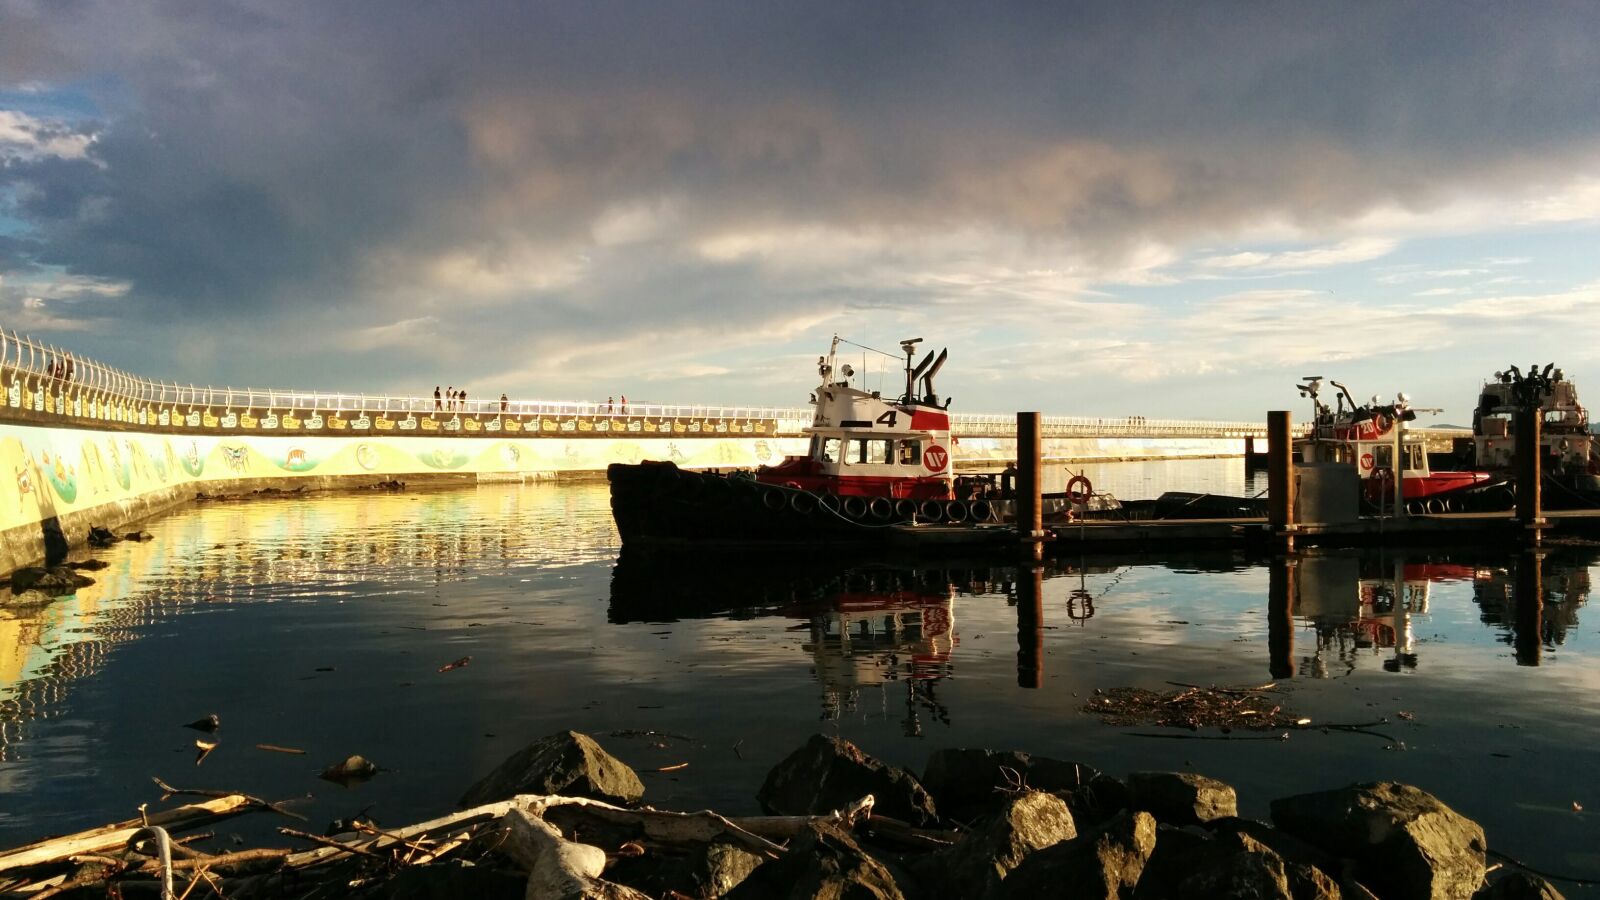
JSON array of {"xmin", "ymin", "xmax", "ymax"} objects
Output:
[
  {"xmin": 898, "ymin": 439, "xmax": 922, "ymax": 466},
  {"xmin": 1406, "ymin": 443, "xmax": 1424, "ymax": 471},
  {"xmin": 817, "ymin": 437, "xmax": 841, "ymax": 463}
]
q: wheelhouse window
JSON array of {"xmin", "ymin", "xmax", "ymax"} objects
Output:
[
  {"xmin": 1406, "ymin": 444, "xmax": 1423, "ymax": 471},
  {"xmin": 843, "ymin": 438, "xmax": 891, "ymax": 465},
  {"xmin": 816, "ymin": 437, "xmax": 840, "ymax": 463},
  {"xmin": 898, "ymin": 439, "xmax": 922, "ymax": 465}
]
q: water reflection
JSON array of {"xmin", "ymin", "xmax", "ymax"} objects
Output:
[
  {"xmin": 3, "ymin": 475, "xmax": 1598, "ymax": 873},
  {"xmin": 0, "ymin": 483, "xmax": 618, "ymax": 765},
  {"xmin": 1270, "ymin": 549, "xmax": 1594, "ymax": 678}
]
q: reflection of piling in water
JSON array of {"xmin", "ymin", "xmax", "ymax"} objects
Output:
[
  {"xmin": 1514, "ymin": 551, "xmax": 1543, "ymax": 667},
  {"xmin": 1017, "ymin": 564, "xmax": 1043, "ymax": 689},
  {"xmin": 1268, "ymin": 556, "xmax": 1295, "ymax": 679}
]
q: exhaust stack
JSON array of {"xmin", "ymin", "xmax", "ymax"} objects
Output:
[{"xmin": 920, "ymin": 348, "xmax": 948, "ymax": 404}]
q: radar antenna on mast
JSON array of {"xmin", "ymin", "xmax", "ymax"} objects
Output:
[{"xmin": 900, "ymin": 338, "xmax": 924, "ymax": 403}]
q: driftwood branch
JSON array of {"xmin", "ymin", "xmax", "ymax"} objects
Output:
[
  {"xmin": 151, "ymin": 776, "xmax": 308, "ymax": 822},
  {"xmin": 0, "ymin": 795, "xmax": 252, "ymax": 874},
  {"xmin": 284, "ymin": 799, "xmax": 524, "ymax": 867},
  {"xmin": 278, "ymin": 828, "xmax": 387, "ymax": 861}
]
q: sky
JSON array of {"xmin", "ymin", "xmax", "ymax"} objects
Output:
[{"xmin": 1, "ymin": 1, "xmax": 1598, "ymax": 424}]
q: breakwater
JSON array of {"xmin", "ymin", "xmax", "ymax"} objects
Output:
[{"xmin": 0, "ymin": 329, "xmax": 1265, "ymax": 573}]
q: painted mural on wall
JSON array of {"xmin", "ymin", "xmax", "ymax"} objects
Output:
[{"xmin": 0, "ymin": 421, "xmax": 809, "ymax": 535}]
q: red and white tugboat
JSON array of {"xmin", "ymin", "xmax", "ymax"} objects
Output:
[
  {"xmin": 1294, "ymin": 377, "xmax": 1493, "ymax": 513},
  {"xmin": 757, "ymin": 336, "xmax": 956, "ymax": 500},
  {"xmin": 608, "ymin": 337, "xmax": 1001, "ymax": 547},
  {"xmin": 1471, "ymin": 364, "xmax": 1600, "ymax": 507}
]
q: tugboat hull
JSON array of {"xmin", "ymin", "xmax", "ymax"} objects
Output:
[{"xmin": 608, "ymin": 461, "xmax": 997, "ymax": 547}]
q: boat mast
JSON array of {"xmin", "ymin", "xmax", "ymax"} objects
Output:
[{"xmin": 900, "ymin": 337, "xmax": 923, "ymax": 405}]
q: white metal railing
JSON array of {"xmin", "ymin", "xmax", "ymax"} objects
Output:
[
  {"xmin": 950, "ymin": 413, "xmax": 1267, "ymax": 439},
  {"xmin": 0, "ymin": 327, "xmax": 1269, "ymax": 438}
]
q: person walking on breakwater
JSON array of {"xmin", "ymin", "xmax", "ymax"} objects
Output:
[
  {"xmin": 607, "ymin": 396, "xmax": 614, "ymax": 414},
  {"xmin": 500, "ymin": 393, "xmax": 508, "ymax": 412},
  {"xmin": 434, "ymin": 386, "xmax": 442, "ymax": 410},
  {"xmin": 446, "ymin": 387, "xmax": 454, "ymax": 411},
  {"xmin": 620, "ymin": 395, "xmax": 627, "ymax": 415},
  {"xmin": 459, "ymin": 389, "xmax": 468, "ymax": 411}
]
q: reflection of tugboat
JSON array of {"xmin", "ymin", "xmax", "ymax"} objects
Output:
[
  {"xmin": 790, "ymin": 578, "xmax": 957, "ymax": 736},
  {"xmin": 1471, "ymin": 364, "xmax": 1600, "ymax": 508},
  {"xmin": 610, "ymin": 337, "xmax": 1005, "ymax": 546},
  {"xmin": 1295, "ymin": 378, "xmax": 1494, "ymax": 513},
  {"xmin": 1293, "ymin": 554, "xmax": 1477, "ymax": 677},
  {"xmin": 1471, "ymin": 554, "xmax": 1592, "ymax": 650}
]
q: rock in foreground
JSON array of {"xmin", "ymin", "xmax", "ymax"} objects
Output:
[
  {"xmin": 1272, "ymin": 782, "xmax": 1486, "ymax": 900},
  {"xmin": 725, "ymin": 822, "xmax": 904, "ymax": 900},
  {"xmin": 9, "ymin": 566, "xmax": 94, "ymax": 595},
  {"xmin": 757, "ymin": 733, "xmax": 938, "ymax": 826},
  {"xmin": 1127, "ymin": 771, "xmax": 1239, "ymax": 826},
  {"xmin": 459, "ymin": 731, "xmax": 645, "ymax": 807}
]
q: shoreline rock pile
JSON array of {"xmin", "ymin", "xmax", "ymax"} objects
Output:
[{"xmin": 0, "ymin": 730, "xmax": 1564, "ymax": 899}]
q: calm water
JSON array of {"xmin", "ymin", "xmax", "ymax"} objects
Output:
[{"xmin": 1, "ymin": 459, "xmax": 1597, "ymax": 887}]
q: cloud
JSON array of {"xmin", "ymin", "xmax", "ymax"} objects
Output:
[
  {"xmin": 348, "ymin": 315, "xmax": 440, "ymax": 352},
  {"xmin": 0, "ymin": 1, "xmax": 1598, "ymax": 406},
  {"xmin": 0, "ymin": 110, "xmax": 94, "ymax": 163},
  {"xmin": 1197, "ymin": 237, "xmax": 1398, "ymax": 271}
]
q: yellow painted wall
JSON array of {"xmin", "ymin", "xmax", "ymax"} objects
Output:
[{"xmin": 0, "ymin": 421, "xmax": 812, "ymax": 536}]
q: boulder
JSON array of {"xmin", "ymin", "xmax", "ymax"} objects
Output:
[
  {"xmin": 1475, "ymin": 872, "xmax": 1566, "ymax": 899},
  {"xmin": 86, "ymin": 526, "xmax": 119, "ymax": 547},
  {"xmin": 922, "ymin": 748, "xmax": 1099, "ymax": 823},
  {"xmin": 1003, "ymin": 810, "xmax": 1157, "ymax": 900},
  {"xmin": 68, "ymin": 559, "xmax": 109, "ymax": 571},
  {"xmin": 937, "ymin": 791, "xmax": 1078, "ymax": 898},
  {"xmin": 10, "ymin": 566, "xmax": 94, "ymax": 595},
  {"xmin": 1271, "ymin": 783, "xmax": 1486, "ymax": 900},
  {"xmin": 1209, "ymin": 817, "xmax": 1341, "ymax": 877},
  {"xmin": 724, "ymin": 822, "xmax": 906, "ymax": 900},
  {"xmin": 1075, "ymin": 773, "xmax": 1133, "ymax": 826},
  {"xmin": 757, "ymin": 734, "xmax": 937, "ymax": 826},
  {"xmin": 1132, "ymin": 825, "xmax": 1217, "ymax": 900},
  {"xmin": 320, "ymin": 754, "xmax": 381, "ymax": 785},
  {"xmin": 1127, "ymin": 771, "xmax": 1238, "ymax": 826},
  {"xmin": 123, "ymin": 530, "xmax": 154, "ymax": 542},
  {"xmin": 460, "ymin": 731, "xmax": 644, "ymax": 807},
  {"xmin": 2, "ymin": 589, "xmax": 59, "ymax": 609},
  {"xmin": 604, "ymin": 841, "xmax": 766, "ymax": 899},
  {"xmin": 1174, "ymin": 832, "xmax": 1340, "ymax": 900}
]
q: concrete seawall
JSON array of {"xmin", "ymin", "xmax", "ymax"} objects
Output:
[
  {"xmin": 0, "ymin": 414, "xmax": 1244, "ymax": 575},
  {"xmin": 0, "ymin": 422, "xmax": 807, "ymax": 575}
]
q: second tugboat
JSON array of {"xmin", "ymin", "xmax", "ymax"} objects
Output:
[
  {"xmin": 1471, "ymin": 364, "xmax": 1600, "ymax": 507},
  {"xmin": 1294, "ymin": 377, "xmax": 1495, "ymax": 513},
  {"xmin": 609, "ymin": 337, "xmax": 999, "ymax": 547}
]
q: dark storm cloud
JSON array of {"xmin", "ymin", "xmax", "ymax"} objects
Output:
[{"xmin": 1, "ymin": 0, "xmax": 1598, "ymax": 385}]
